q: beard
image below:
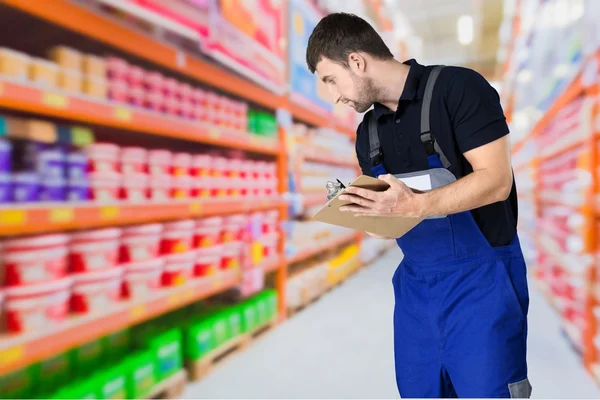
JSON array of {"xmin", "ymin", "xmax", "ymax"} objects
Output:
[{"xmin": 347, "ymin": 73, "xmax": 378, "ymax": 113}]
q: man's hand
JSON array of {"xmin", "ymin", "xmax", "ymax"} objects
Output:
[{"xmin": 338, "ymin": 174, "xmax": 424, "ymax": 218}]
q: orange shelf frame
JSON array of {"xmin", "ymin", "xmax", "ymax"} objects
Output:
[
  {"xmin": 302, "ymin": 150, "xmax": 357, "ymax": 168},
  {"xmin": 0, "ymin": 0, "xmax": 355, "ymax": 136},
  {"xmin": 0, "ymin": 80, "xmax": 280, "ymax": 155},
  {"xmin": 287, "ymin": 232, "xmax": 357, "ymax": 265},
  {"xmin": 0, "ymin": 198, "xmax": 286, "ymax": 236}
]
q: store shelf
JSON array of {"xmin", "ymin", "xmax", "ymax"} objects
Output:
[
  {"xmin": 0, "ymin": 268, "xmax": 243, "ymax": 376},
  {"xmin": 302, "ymin": 150, "xmax": 356, "ymax": 168},
  {"xmin": 263, "ymin": 256, "xmax": 285, "ymax": 273},
  {"xmin": 0, "ymin": 79, "xmax": 280, "ymax": 155},
  {"xmin": 287, "ymin": 232, "xmax": 357, "ymax": 265},
  {"xmin": 0, "ymin": 198, "xmax": 286, "ymax": 236},
  {"xmin": 0, "ymin": 0, "xmax": 354, "ymax": 134},
  {"xmin": 303, "ymin": 193, "xmax": 324, "ymax": 208},
  {"xmin": 0, "ymin": 0, "xmax": 282, "ymax": 111}
]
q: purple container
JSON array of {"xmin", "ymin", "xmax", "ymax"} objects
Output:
[
  {"xmin": 13, "ymin": 172, "xmax": 40, "ymax": 203},
  {"xmin": 0, "ymin": 139, "xmax": 11, "ymax": 173},
  {"xmin": 67, "ymin": 152, "xmax": 88, "ymax": 179},
  {"xmin": 0, "ymin": 173, "xmax": 12, "ymax": 203},
  {"xmin": 67, "ymin": 177, "xmax": 90, "ymax": 202},
  {"xmin": 40, "ymin": 176, "xmax": 67, "ymax": 202},
  {"xmin": 37, "ymin": 149, "xmax": 66, "ymax": 179}
]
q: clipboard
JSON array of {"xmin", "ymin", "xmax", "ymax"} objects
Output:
[{"xmin": 311, "ymin": 175, "xmax": 425, "ymax": 238}]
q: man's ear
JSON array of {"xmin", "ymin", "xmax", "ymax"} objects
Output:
[{"xmin": 348, "ymin": 52, "xmax": 366, "ymax": 73}]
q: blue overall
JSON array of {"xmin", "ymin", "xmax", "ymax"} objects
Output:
[{"xmin": 369, "ymin": 66, "xmax": 530, "ymax": 398}]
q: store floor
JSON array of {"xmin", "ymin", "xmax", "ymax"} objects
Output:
[{"xmin": 183, "ymin": 247, "xmax": 600, "ymax": 399}]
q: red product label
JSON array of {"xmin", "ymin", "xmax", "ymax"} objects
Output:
[
  {"xmin": 6, "ymin": 299, "xmax": 69, "ymax": 333},
  {"xmin": 5, "ymin": 257, "xmax": 68, "ymax": 286}
]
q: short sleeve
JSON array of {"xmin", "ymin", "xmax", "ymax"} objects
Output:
[
  {"xmin": 445, "ymin": 68, "xmax": 509, "ymax": 154},
  {"xmin": 355, "ymin": 120, "xmax": 375, "ymax": 177}
]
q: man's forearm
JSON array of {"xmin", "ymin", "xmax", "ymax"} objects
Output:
[{"xmin": 416, "ymin": 169, "xmax": 512, "ymax": 218}]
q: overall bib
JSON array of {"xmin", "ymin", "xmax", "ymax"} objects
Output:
[{"xmin": 369, "ymin": 66, "xmax": 532, "ymax": 398}]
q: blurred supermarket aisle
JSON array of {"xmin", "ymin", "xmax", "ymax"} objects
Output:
[{"xmin": 183, "ymin": 247, "xmax": 600, "ymax": 399}]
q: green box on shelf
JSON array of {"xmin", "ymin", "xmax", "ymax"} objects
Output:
[
  {"xmin": 125, "ymin": 350, "xmax": 156, "ymax": 399},
  {"xmin": 97, "ymin": 364, "xmax": 127, "ymax": 400},
  {"xmin": 0, "ymin": 364, "xmax": 38, "ymax": 399},
  {"xmin": 211, "ymin": 313, "xmax": 231, "ymax": 347},
  {"xmin": 227, "ymin": 307, "xmax": 243, "ymax": 338},
  {"xmin": 38, "ymin": 351, "xmax": 72, "ymax": 394},
  {"xmin": 242, "ymin": 302, "xmax": 259, "ymax": 333},
  {"xmin": 71, "ymin": 339, "xmax": 104, "ymax": 376},
  {"xmin": 183, "ymin": 319, "xmax": 215, "ymax": 361},
  {"xmin": 51, "ymin": 377, "xmax": 101, "ymax": 400},
  {"xmin": 103, "ymin": 329, "xmax": 130, "ymax": 361},
  {"xmin": 149, "ymin": 328, "xmax": 183, "ymax": 381},
  {"xmin": 265, "ymin": 290, "xmax": 278, "ymax": 319}
]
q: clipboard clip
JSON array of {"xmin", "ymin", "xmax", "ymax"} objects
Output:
[{"xmin": 325, "ymin": 179, "xmax": 346, "ymax": 201}]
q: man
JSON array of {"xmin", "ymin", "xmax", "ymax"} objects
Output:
[{"xmin": 306, "ymin": 13, "xmax": 531, "ymax": 399}]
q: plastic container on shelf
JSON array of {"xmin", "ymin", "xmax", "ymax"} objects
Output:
[
  {"xmin": 40, "ymin": 176, "xmax": 67, "ymax": 202},
  {"xmin": 0, "ymin": 139, "xmax": 11, "ymax": 172},
  {"xmin": 212, "ymin": 157, "xmax": 227, "ymax": 178},
  {"xmin": 144, "ymin": 72, "xmax": 164, "ymax": 93},
  {"xmin": 162, "ymin": 77, "xmax": 177, "ymax": 96},
  {"xmin": 261, "ymin": 232, "xmax": 278, "ymax": 259},
  {"xmin": 163, "ymin": 97, "xmax": 181, "ymax": 116},
  {"xmin": 144, "ymin": 91, "xmax": 164, "ymax": 112},
  {"xmin": 172, "ymin": 153, "xmax": 192, "ymax": 177},
  {"xmin": 29, "ymin": 58, "xmax": 59, "ymax": 87},
  {"xmin": 148, "ymin": 173, "xmax": 172, "ymax": 201},
  {"xmin": 106, "ymin": 57, "xmax": 129, "ymax": 81},
  {"xmin": 108, "ymin": 80, "xmax": 128, "ymax": 102},
  {"xmin": 71, "ymin": 267, "xmax": 123, "ymax": 314},
  {"xmin": 148, "ymin": 150, "xmax": 172, "ymax": 176},
  {"xmin": 264, "ymin": 210, "xmax": 279, "ymax": 234},
  {"xmin": 0, "ymin": 47, "xmax": 31, "ymax": 80},
  {"xmin": 121, "ymin": 223, "xmax": 163, "ymax": 262},
  {"xmin": 128, "ymin": 65, "xmax": 145, "ymax": 87},
  {"xmin": 57, "ymin": 68, "xmax": 83, "ymax": 93},
  {"xmin": 128, "ymin": 87, "xmax": 145, "ymax": 107},
  {"xmin": 70, "ymin": 228, "xmax": 121, "ymax": 273},
  {"xmin": 4, "ymin": 277, "xmax": 72, "ymax": 333},
  {"xmin": 86, "ymin": 143, "xmax": 120, "ymax": 173},
  {"xmin": 180, "ymin": 83, "xmax": 193, "ymax": 102},
  {"xmin": 162, "ymin": 251, "xmax": 196, "ymax": 286},
  {"xmin": 221, "ymin": 242, "xmax": 242, "ymax": 270},
  {"xmin": 89, "ymin": 172, "xmax": 122, "ymax": 202},
  {"xmin": 2, "ymin": 234, "xmax": 70, "ymax": 286},
  {"xmin": 192, "ymin": 88, "xmax": 205, "ymax": 106},
  {"xmin": 121, "ymin": 173, "xmax": 149, "ymax": 203},
  {"xmin": 36, "ymin": 148, "xmax": 66, "ymax": 179},
  {"xmin": 194, "ymin": 246, "xmax": 221, "ymax": 277},
  {"xmin": 121, "ymin": 147, "xmax": 148, "ymax": 175},
  {"xmin": 82, "ymin": 54, "xmax": 106, "ymax": 78},
  {"xmin": 122, "ymin": 258, "xmax": 164, "ymax": 299},
  {"xmin": 222, "ymin": 214, "xmax": 247, "ymax": 243},
  {"xmin": 0, "ymin": 173, "xmax": 11, "ymax": 203},
  {"xmin": 191, "ymin": 154, "xmax": 212, "ymax": 177},
  {"xmin": 194, "ymin": 217, "xmax": 223, "ymax": 248},
  {"xmin": 67, "ymin": 177, "xmax": 89, "ymax": 201},
  {"xmin": 172, "ymin": 175, "xmax": 192, "ymax": 199},
  {"xmin": 66, "ymin": 152, "xmax": 88, "ymax": 179},
  {"xmin": 161, "ymin": 219, "xmax": 195, "ymax": 254},
  {"xmin": 12, "ymin": 172, "xmax": 40, "ymax": 203}
]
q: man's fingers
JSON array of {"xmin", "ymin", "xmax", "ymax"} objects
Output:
[
  {"xmin": 338, "ymin": 193, "xmax": 375, "ymax": 207},
  {"xmin": 378, "ymin": 174, "xmax": 406, "ymax": 190},
  {"xmin": 344, "ymin": 186, "xmax": 379, "ymax": 201}
]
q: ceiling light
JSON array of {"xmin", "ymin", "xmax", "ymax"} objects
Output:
[{"xmin": 457, "ymin": 15, "xmax": 473, "ymax": 46}]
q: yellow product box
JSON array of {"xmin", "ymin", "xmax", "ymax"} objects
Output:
[
  {"xmin": 58, "ymin": 68, "xmax": 83, "ymax": 93},
  {"xmin": 6, "ymin": 117, "xmax": 57, "ymax": 143},
  {"xmin": 0, "ymin": 47, "xmax": 30, "ymax": 80},
  {"xmin": 82, "ymin": 54, "xmax": 106, "ymax": 78},
  {"xmin": 29, "ymin": 58, "xmax": 59, "ymax": 87},
  {"xmin": 49, "ymin": 46, "xmax": 82, "ymax": 70},
  {"xmin": 83, "ymin": 75, "xmax": 107, "ymax": 99}
]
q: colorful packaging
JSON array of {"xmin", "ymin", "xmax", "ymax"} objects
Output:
[
  {"xmin": 125, "ymin": 350, "xmax": 156, "ymax": 399},
  {"xmin": 228, "ymin": 307, "xmax": 243, "ymax": 338},
  {"xmin": 50, "ymin": 378, "xmax": 100, "ymax": 400},
  {"xmin": 12, "ymin": 172, "xmax": 40, "ymax": 202},
  {"xmin": 0, "ymin": 172, "xmax": 11, "ymax": 203},
  {"xmin": 212, "ymin": 314, "xmax": 231, "ymax": 347},
  {"xmin": 98, "ymin": 364, "xmax": 127, "ymax": 400},
  {"xmin": 183, "ymin": 319, "xmax": 214, "ymax": 361},
  {"xmin": 148, "ymin": 328, "xmax": 183, "ymax": 381},
  {"xmin": 71, "ymin": 267, "xmax": 123, "ymax": 314}
]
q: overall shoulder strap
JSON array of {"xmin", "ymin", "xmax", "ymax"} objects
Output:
[
  {"xmin": 420, "ymin": 65, "xmax": 451, "ymax": 169},
  {"xmin": 368, "ymin": 111, "xmax": 387, "ymax": 176}
]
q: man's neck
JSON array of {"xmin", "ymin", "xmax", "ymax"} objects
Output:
[{"xmin": 372, "ymin": 60, "xmax": 411, "ymax": 112}]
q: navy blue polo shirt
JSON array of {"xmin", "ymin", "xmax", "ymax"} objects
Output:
[{"xmin": 355, "ymin": 59, "xmax": 518, "ymax": 247}]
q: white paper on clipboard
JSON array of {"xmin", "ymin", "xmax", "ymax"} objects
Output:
[{"xmin": 397, "ymin": 174, "xmax": 432, "ymax": 191}]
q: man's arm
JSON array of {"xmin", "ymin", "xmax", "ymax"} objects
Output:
[{"xmin": 338, "ymin": 135, "xmax": 513, "ymax": 218}]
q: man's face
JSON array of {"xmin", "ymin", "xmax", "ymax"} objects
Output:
[{"xmin": 315, "ymin": 57, "xmax": 376, "ymax": 113}]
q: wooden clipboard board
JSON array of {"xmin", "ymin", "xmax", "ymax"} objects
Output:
[{"xmin": 311, "ymin": 175, "xmax": 425, "ymax": 238}]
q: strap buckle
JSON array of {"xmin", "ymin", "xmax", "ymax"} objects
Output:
[{"xmin": 420, "ymin": 132, "xmax": 436, "ymax": 156}]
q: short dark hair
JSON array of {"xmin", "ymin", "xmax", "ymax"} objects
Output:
[{"xmin": 306, "ymin": 13, "xmax": 394, "ymax": 73}]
